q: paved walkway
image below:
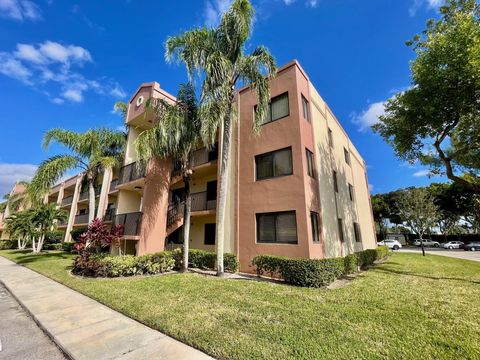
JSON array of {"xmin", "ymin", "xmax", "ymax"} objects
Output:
[
  {"xmin": 399, "ymin": 247, "xmax": 480, "ymax": 262},
  {"xmin": 0, "ymin": 256, "xmax": 213, "ymax": 360}
]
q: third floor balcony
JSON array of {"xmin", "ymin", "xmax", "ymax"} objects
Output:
[
  {"xmin": 118, "ymin": 162, "xmax": 146, "ymax": 186},
  {"xmin": 171, "ymin": 145, "xmax": 218, "ymax": 178}
]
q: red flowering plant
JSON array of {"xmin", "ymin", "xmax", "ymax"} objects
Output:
[{"xmin": 74, "ymin": 218, "xmax": 123, "ymax": 258}]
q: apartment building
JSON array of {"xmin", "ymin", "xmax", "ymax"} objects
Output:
[{"xmin": 0, "ymin": 60, "xmax": 377, "ymax": 272}]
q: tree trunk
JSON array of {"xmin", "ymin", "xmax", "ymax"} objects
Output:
[
  {"xmin": 88, "ymin": 179, "xmax": 96, "ymax": 224},
  {"xmin": 182, "ymin": 178, "xmax": 191, "ymax": 272},
  {"xmin": 216, "ymin": 102, "xmax": 233, "ymax": 277},
  {"xmin": 419, "ymin": 234, "xmax": 425, "ymax": 257},
  {"xmin": 32, "ymin": 237, "xmax": 36, "ymax": 253},
  {"xmin": 37, "ymin": 233, "xmax": 46, "ymax": 253},
  {"xmin": 17, "ymin": 238, "xmax": 21, "ymax": 250}
]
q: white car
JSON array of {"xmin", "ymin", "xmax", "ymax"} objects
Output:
[
  {"xmin": 413, "ymin": 239, "xmax": 440, "ymax": 247},
  {"xmin": 442, "ymin": 241, "xmax": 464, "ymax": 250},
  {"xmin": 377, "ymin": 240, "xmax": 402, "ymax": 250}
]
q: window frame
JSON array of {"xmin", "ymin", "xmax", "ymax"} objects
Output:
[
  {"xmin": 333, "ymin": 170, "xmax": 339, "ymax": 193},
  {"xmin": 310, "ymin": 211, "xmax": 320, "ymax": 243},
  {"xmin": 256, "ymin": 92, "xmax": 290, "ymax": 126},
  {"xmin": 301, "ymin": 94, "xmax": 310, "ymax": 122},
  {"xmin": 344, "ymin": 147, "xmax": 351, "ymax": 165},
  {"xmin": 256, "ymin": 210, "xmax": 298, "ymax": 244},
  {"xmin": 255, "ymin": 147, "xmax": 293, "ymax": 181},
  {"xmin": 328, "ymin": 128, "xmax": 333, "ymax": 147},
  {"xmin": 338, "ymin": 218, "xmax": 345, "ymax": 243},
  {"xmin": 306, "ymin": 148, "xmax": 315, "ymax": 178},
  {"xmin": 204, "ymin": 223, "xmax": 216, "ymax": 245},
  {"xmin": 348, "ymin": 183, "xmax": 355, "ymax": 202},
  {"xmin": 353, "ymin": 222, "xmax": 362, "ymax": 243}
]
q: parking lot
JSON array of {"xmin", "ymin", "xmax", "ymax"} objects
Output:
[{"xmin": 398, "ymin": 247, "xmax": 480, "ymax": 262}]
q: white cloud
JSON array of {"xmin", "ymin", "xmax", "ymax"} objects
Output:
[
  {"xmin": 0, "ymin": 0, "xmax": 42, "ymax": 21},
  {"xmin": 283, "ymin": 0, "xmax": 295, "ymax": 4},
  {"xmin": 409, "ymin": 0, "xmax": 444, "ymax": 17},
  {"xmin": 0, "ymin": 162, "xmax": 37, "ymax": 196},
  {"xmin": 204, "ymin": 0, "xmax": 232, "ymax": 27},
  {"xmin": 351, "ymin": 101, "xmax": 386, "ymax": 132},
  {"xmin": 0, "ymin": 41, "xmax": 125, "ymax": 103},
  {"xmin": 368, "ymin": 183, "xmax": 374, "ymax": 192},
  {"xmin": 306, "ymin": 0, "xmax": 318, "ymax": 7},
  {"xmin": 413, "ymin": 169, "xmax": 431, "ymax": 177},
  {"xmin": 51, "ymin": 97, "xmax": 64, "ymax": 105}
]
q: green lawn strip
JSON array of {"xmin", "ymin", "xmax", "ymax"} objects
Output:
[{"xmin": 1, "ymin": 250, "xmax": 479, "ymax": 359}]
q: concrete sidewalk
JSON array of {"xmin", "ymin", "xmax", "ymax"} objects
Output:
[{"xmin": 0, "ymin": 256, "xmax": 213, "ymax": 360}]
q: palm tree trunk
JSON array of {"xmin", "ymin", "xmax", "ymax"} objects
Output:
[
  {"xmin": 88, "ymin": 179, "xmax": 96, "ymax": 224},
  {"xmin": 32, "ymin": 237, "xmax": 36, "ymax": 253},
  {"xmin": 37, "ymin": 232, "xmax": 46, "ymax": 253},
  {"xmin": 182, "ymin": 178, "xmax": 191, "ymax": 272},
  {"xmin": 216, "ymin": 101, "xmax": 233, "ymax": 277}
]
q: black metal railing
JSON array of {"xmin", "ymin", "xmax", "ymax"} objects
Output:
[
  {"xmin": 118, "ymin": 162, "xmax": 146, "ymax": 185},
  {"xmin": 79, "ymin": 186, "xmax": 101, "ymax": 201},
  {"xmin": 171, "ymin": 145, "xmax": 218, "ymax": 177},
  {"xmin": 191, "ymin": 191, "xmax": 216, "ymax": 212},
  {"xmin": 114, "ymin": 212, "xmax": 142, "ymax": 236},
  {"xmin": 104, "ymin": 207, "xmax": 116, "ymax": 222},
  {"xmin": 109, "ymin": 179, "xmax": 118, "ymax": 192},
  {"xmin": 61, "ymin": 195, "xmax": 74, "ymax": 206},
  {"xmin": 74, "ymin": 213, "xmax": 89, "ymax": 225},
  {"xmin": 167, "ymin": 202, "xmax": 185, "ymax": 228}
]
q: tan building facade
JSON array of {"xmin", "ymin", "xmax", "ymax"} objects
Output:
[{"xmin": 0, "ymin": 60, "xmax": 376, "ymax": 272}]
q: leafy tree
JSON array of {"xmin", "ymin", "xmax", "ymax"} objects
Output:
[
  {"xmin": 27, "ymin": 203, "xmax": 66, "ymax": 253},
  {"xmin": 4, "ymin": 209, "xmax": 37, "ymax": 249},
  {"xmin": 371, "ymin": 194, "xmax": 390, "ymax": 239},
  {"xmin": 165, "ymin": 0, "xmax": 277, "ymax": 275},
  {"xmin": 30, "ymin": 128, "xmax": 126, "ymax": 223},
  {"xmin": 135, "ymin": 84, "xmax": 200, "ymax": 272},
  {"xmin": 397, "ymin": 188, "xmax": 439, "ymax": 256},
  {"xmin": 374, "ymin": 0, "xmax": 480, "ymax": 193}
]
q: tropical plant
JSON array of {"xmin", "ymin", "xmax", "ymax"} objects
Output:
[
  {"xmin": 28, "ymin": 203, "xmax": 66, "ymax": 253},
  {"xmin": 4, "ymin": 209, "xmax": 37, "ymax": 249},
  {"xmin": 1, "ymin": 181, "xmax": 31, "ymax": 215},
  {"xmin": 135, "ymin": 83, "xmax": 200, "ymax": 272},
  {"xmin": 165, "ymin": 0, "xmax": 277, "ymax": 275},
  {"xmin": 74, "ymin": 218, "xmax": 123, "ymax": 256},
  {"xmin": 30, "ymin": 128, "xmax": 126, "ymax": 223},
  {"xmin": 373, "ymin": 0, "xmax": 480, "ymax": 193}
]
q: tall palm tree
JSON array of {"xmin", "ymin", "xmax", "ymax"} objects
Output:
[
  {"xmin": 30, "ymin": 128, "xmax": 126, "ymax": 223},
  {"xmin": 135, "ymin": 83, "xmax": 200, "ymax": 272},
  {"xmin": 30, "ymin": 203, "xmax": 66, "ymax": 253},
  {"xmin": 4, "ymin": 209, "xmax": 36, "ymax": 249},
  {"xmin": 165, "ymin": 0, "xmax": 277, "ymax": 275}
]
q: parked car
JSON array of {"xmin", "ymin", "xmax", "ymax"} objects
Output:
[
  {"xmin": 464, "ymin": 242, "xmax": 480, "ymax": 251},
  {"xmin": 413, "ymin": 239, "xmax": 440, "ymax": 247},
  {"xmin": 441, "ymin": 241, "xmax": 464, "ymax": 250},
  {"xmin": 377, "ymin": 240, "xmax": 402, "ymax": 250}
]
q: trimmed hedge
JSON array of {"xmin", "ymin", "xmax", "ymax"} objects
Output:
[
  {"xmin": 172, "ymin": 248, "xmax": 239, "ymax": 273},
  {"xmin": 0, "ymin": 240, "xmax": 16, "ymax": 250},
  {"xmin": 43, "ymin": 242, "xmax": 76, "ymax": 252},
  {"xmin": 252, "ymin": 246, "xmax": 389, "ymax": 288},
  {"xmin": 72, "ymin": 251, "xmax": 175, "ymax": 277}
]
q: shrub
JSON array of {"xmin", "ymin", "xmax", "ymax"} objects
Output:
[
  {"xmin": 72, "ymin": 251, "xmax": 175, "ymax": 277},
  {"xmin": 70, "ymin": 227, "xmax": 87, "ymax": 242},
  {"xmin": 43, "ymin": 242, "xmax": 63, "ymax": 250},
  {"xmin": 172, "ymin": 248, "xmax": 239, "ymax": 273},
  {"xmin": 62, "ymin": 242, "xmax": 76, "ymax": 253},
  {"xmin": 358, "ymin": 249, "xmax": 377, "ymax": 269},
  {"xmin": 375, "ymin": 245, "xmax": 389, "ymax": 260},
  {"xmin": 0, "ymin": 240, "xmax": 16, "ymax": 250},
  {"xmin": 45, "ymin": 230, "xmax": 64, "ymax": 244},
  {"xmin": 343, "ymin": 253, "xmax": 358, "ymax": 275},
  {"xmin": 252, "ymin": 255, "xmax": 286, "ymax": 277}
]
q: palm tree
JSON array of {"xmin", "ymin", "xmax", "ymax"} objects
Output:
[
  {"xmin": 4, "ymin": 209, "xmax": 36, "ymax": 249},
  {"xmin": 1, "ymin": 180, "xmax": 31, "ymax": 215},
  {"xmin": 165, "ymin": 0, "xmax": 277, "ymax": 275},
  {"xmin": 30, "ymin": 128, "xmax": 126, "ymax": 223},
  {"xmin": 135, "ymin": 84, "xmax": 200, "ymax": 272},
  {"xmin": 30, "ymin": 203, "xmax": 66, "ymax": 253}
]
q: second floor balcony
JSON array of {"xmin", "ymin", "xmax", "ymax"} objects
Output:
[
  {"xmin": 171, "ymin": 145, "xmax": 218, "ymax": 178},
  {"xmin": 61, "ymin": 195, "xmax": 74, "ymax": 207},
  {"xmin": 118, "ymin": 162, "xmax": 146, "ymax": 186},
  {"xmin": 114, "ymin": 212, "xmax": 142, "ymax": 236},
  {"xmin": 74, "ymin": 213, "xmax": 90, "ymax": 225}
]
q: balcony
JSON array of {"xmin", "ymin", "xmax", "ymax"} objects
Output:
[
  {"xmin": 61, "ymin": 195, "xmax": 73, "ymax": 206},
  {"xmin": 104, "ymin": 207, "xmax": 116, "ymax": 222},
  {"xmin": 166, "ymin": 191, "xmax": 216, "ymax": 227},
  {"xmin": 171, "ymin": 146, "xmax": 218, "ymax": 177},
  {"xmin": 109, "ymin": 179, "xmax": 118, "ymax": 193},
  {"xmin": 79, "ymin": 186, "xmax": 101, "ymax": 202},
  {"xmin": 114, "ymin": 212, "xmax": 142, "ymax": 236},
  {"xmin": 118, "ymin": 162, "xmax": 146, "ymax": 186},
  {"xmin": 74, "ymin": 213, "xmax": 90, "ymax": 225}
]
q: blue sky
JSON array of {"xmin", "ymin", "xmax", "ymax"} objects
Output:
[{"xmin": 0, "ymin": 0, "xmax": 447, "ymax": 195}]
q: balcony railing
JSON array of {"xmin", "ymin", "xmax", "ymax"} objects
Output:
[
  {"xmin": 74, "ymin": 213, "xmax": 90, "ymax": 225},
  {"xmin": 61, "ymin": 195, "xmax": 73, "ymax": 206},
  {"xmin": 105, "ymin": 207, "xmax": 116, "ymax": 222},
  {"xmin": 109, "ymin": 179, "xmax": 118, "ymax": 192},
  {"xmin": 171, "ymin": 145, "xmax": 218, "ymax": 177},
  {"xmin": 118, "ymin": 162, "xmax": 146, "ymax": 185},
  {"xmin": 114, "ymin": 212, "xmax": 142, "ymax": 236},
  {"xmin": 166, "ymin": 192, "xmax": 216, "ymax": 226},
  {"xmin": 167, "ymin": 202, "xmax": 185, "ymax": 228}
]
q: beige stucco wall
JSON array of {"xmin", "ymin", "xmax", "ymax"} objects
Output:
[
  {"xmin": 117, "ymin": 190, "xmax": 142, "ymax": 214},
  {"xmin": 189, "ymin": 214, "xmax": 216, "ymax": 252}
]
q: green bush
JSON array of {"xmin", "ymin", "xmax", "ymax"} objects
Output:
[
  {"xmin": 0, "ymin": 239, "xmax": 16, "ymax": 250},
  {"xmin": 171, "ymin": 248, "xmax": 239, "ymax": 273},
  {"xmin": 45, "ymin": 230, "xmax": 64, "ymax": 243},
  {"xmin": 70, "ymin": 227, "xmax": 87, "ymax": 242},
  {"xmin": 72, "ymin": 251, "xmax": 175, "ymax": 277},
  {"xmin": 43, "ymin": 242, "xmax": 63, "ymax": 250},
  {"xmin": 62, "ymin": 242, "xmax": 76, "ymax": 253},
  {"xmin": 252, "ymin": 247, "xmax": 390, "ymax": 288}
]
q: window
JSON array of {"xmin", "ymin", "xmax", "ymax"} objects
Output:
[
  {"xmin": 204, "ymin": 223, "xmax": 216, "ymax": 245},
  {"xmin": 259, "ymin": 92, "xmax": 289, "ymax": 124},
  {"xmin": 310, "ymin": 212, "xmax": 320, "ymax": 243},
  {"xmin": 301, "ymin": 95, "xmax": 309, "ymax": 121},
  {"xmin": 353, "ymin": 222, "xmax": 362, "ymax": 243},
  {"xmin": 306, "ymin": 149, "xmax": 315, "ymax": 178},
  {"xmin": 348, "ymin": 183, "xmax": 354, "ymax": 201},
  {"xmin": 328, "ymin": 128, "xmax": 333, "ymax": 147},
  {"xmin": 333, "ymin": 171, "xmax": 338, "ymax": 193},
  {"xmin": 257, "ymin": 211, "xmax": 297, "ymax": 244},
  {"xmin": 338, "ymin": 218, "xmax": 345, "ymax": 242},
  {"xmin": 344, "ymin": 147, "xmax": 350, "ymax": 165},
  {"xmin": 255, "ymin": 147, "xmax": 293, "ymax": 180}
]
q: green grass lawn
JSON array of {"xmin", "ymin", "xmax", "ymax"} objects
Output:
[{"xmin": 1, "ymin": 250, "xmax": 479, "ymax": 359}]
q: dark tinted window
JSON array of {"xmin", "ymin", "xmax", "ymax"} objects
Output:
[
  {"xmin": 255, "ymin": 147, "xmax": 293, "ymax": 180},
  {"xmin": 301, "ymin": 95, "xmax": 309, "ymax": 121},
  {"xmin": 306, "ymin": 149, "xmax": 315, "ymax": 178},
  {"xmin": 204, "ymin": 223, "xmax": 216, "ymax": 245},
  {"xmin": 257, "ymin": 211, "xmax": 297, "ymax": 244},
  {"xmin": 311, "ymin": 212, "xmax": 320, "ymax": 243},
  {"xmin": 260, "ymin": 92, "xmax": 290, "ymax": 124}
]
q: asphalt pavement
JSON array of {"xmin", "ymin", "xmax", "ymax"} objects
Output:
[
  {"xmin": 0, "ymin": 283, "xmax": 66, "ymax": 360},
  {"xmin": 398, "ymin": 246, "xmax": 480, "ymax": 262}
]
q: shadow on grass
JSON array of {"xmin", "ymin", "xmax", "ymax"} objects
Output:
[
  {"xmin": 375, "ymin": 266, "xmax": 480, "ymax": 285},
  {"xmin": 4, "ymin": 250, "xmax": 74, "ymax": 265}
]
